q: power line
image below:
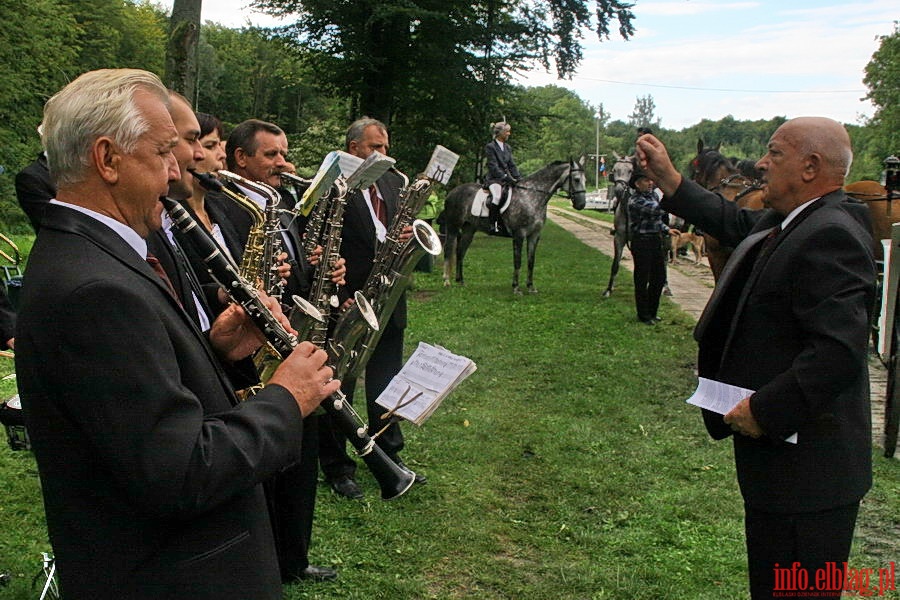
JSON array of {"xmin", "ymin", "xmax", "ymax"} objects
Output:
[{"xmin": 577, "ymin": 76, "xmax": 866, "ymax": 94}]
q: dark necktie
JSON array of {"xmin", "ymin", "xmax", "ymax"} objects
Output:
[
  {"xmin": 369, "ymin": 185, "xmax": 388, "ymax": 227},
  {"xmin": 146, "ymin": 253, "xmax": 182, "ymax": 306},
  {"xmin": 757, "ymin": 224, "xmax": 782, "ymax": 261}
]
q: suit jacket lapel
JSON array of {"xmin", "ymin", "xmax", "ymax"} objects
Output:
[{"xmin": 694, "ymin": 226, "xmax": 775, "ymax": 342}]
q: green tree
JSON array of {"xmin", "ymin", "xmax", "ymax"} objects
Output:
[
  {"xmin": 862, "ymin": 21, "xmax": 899, "ymax": 178},
  {"xmin": 250, "ymin": 0, "xmax": 634, "ymax": 140},
  {"xmin": 509, "ymin": 85, "xmax": 595, "ymax": 174},
  {"xmin": 0, "ymin": 0, "xmax": 79, "ymax": 231},
  {"xmin": 628, "ymin": 94, "xmax": 657, "ymax": 130}
]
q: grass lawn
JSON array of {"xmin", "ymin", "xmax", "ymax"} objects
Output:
[{"xmin": 0, "ymin": 221, "xmax": 896, "ymax": 599}]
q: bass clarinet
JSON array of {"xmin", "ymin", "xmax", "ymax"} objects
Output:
[{"xmin": 160, "ymin": 196, "xmax": 415, "ymax": 500}]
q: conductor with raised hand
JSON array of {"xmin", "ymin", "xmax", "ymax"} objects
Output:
[
  {"xmin": 15, "ymin": 68, "xmax": 340, "ymax": 600},
  {"xmin": 637, "ymin": 118, "xmax": 875, "ymax": 599}
]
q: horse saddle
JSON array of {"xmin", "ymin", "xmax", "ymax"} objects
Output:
[
  {"xmin": 471, "ymin": 189, "xmax": 491, "ymax": 217},
  {"xmin": 471, "ymin": 187, "xmax": 512, "ymax": 218}
]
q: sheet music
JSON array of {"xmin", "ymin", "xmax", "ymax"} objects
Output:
[
  {"xmin": 686, "ymin": 377, "xmax": 797, "ymax": 444},
  {"xmin": 375, "ymin": 342, "xmax": 476, "ymax": 425},
  {"xmin": 298, "ymin": 151, "xmax": 342, "ymax": 216},
  {"xmin": 423, "ymin": 145, "xmax": 460, "ymax": 185},
  {"xmin": 340, "ymin": 150, "xmax": 396, "ymax": 190}
]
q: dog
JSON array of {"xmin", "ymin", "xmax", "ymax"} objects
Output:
[{"xmin": 668, "ymin": 229, "xmax": 705, "ymax": 265}]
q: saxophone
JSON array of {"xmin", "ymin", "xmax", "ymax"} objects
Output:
[
  {"xmin": 333, "ymin": 169, "xmax": 443, "ymax": 382},
  {"xmin": 215, "ymin": 170, "xmax": 286, "ymax": 302},
  {"xmin": 160, "ymin": 196, "xmax": 413, "ymax": 500},
  {"xmin": 306, "ymin": 177, "xmax": 348, "ymax": 346},
  {"xmin": 189, "ymin": 170, "xmax": 322, "ymax": 375}
]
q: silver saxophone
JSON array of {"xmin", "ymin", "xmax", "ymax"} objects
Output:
[
  {"xmin": 160, "ymin": 195, "xmax": 414, "ymax": 500},
  {"xmin": 333, "ymin": 168, "xmax": 443, "ymax": 382}
]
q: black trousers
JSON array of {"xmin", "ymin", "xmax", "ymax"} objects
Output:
[
  {"xmin": 745, "ymin": 502, "xmax": 860, "ymax": 599},
  {"xmin": 630, "ymin": 233, "xmax": 667, "ymax": 321},
  {"xmin": 264, "ymin": 414, "xmax": 320, "ymax": 582},
  {"xmin": 318, "ymin": 320, "xmax": 406, "ymax": 480}
]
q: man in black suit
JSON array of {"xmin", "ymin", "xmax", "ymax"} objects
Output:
[
  {"xmin": 637, "ymin": 117, "xmax": 875, "ymax": 599},
  {"xmin": 484, "ymin": 121, "xmax": 521, "ymax": 234},
  {"xmin": 15, "ymin": 68, "xmax": 340, "ymax": 600},
  {"xmin": 218, "ymin": 118, "xmax": 342, "ymax": 583},
  {"xmin": 318, "ymin": 117, "xmax": 424, "ymax": 499},
  {"xmin": 15, "ymin": 150, "xmax": 55, "ymax": 232}
]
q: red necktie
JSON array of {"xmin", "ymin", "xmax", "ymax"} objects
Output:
[
  {"xmin": 369, "ymin": 185, "xmax": 388, "ymax": 227},
  {"xmin": 146, "ymin": 253, "xmax": 182, "ymax": 306}
]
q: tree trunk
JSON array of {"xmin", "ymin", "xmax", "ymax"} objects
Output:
[{"xmin": 165, "ymin": 0, "xmax": 202, "ymax": 103}]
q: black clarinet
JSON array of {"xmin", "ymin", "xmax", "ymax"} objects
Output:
[{"xmin": 161, "ymin": 196, "xmax": 415, "ymax": 500}]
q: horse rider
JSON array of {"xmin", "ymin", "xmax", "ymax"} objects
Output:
[{"xmin": 483, "ymin": 121, "xmax": 521, "ymax": 235}]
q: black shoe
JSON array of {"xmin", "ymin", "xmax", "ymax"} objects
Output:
[
  {"xmin": 396, "ymin": 460, "xmax": 427, "ymax": 485},
  {"xmin": 639, "ymin": 318, "xmax": 656, "ymax": 326},
  {"xmin": 298, "ymin": 565, "xmax": 337, "ymax": 582},
  {"xmin": 329, "ymin": 475, "xmax": 363, "ymax": 499}
]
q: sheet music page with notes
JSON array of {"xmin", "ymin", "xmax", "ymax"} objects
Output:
[
  {"xmin": 424, "ymin": 145, "xmax": 460, "ymax": 184},
  {"xmin": 375, "ymin": 342, "xmax": 476, "ymax": 425}
]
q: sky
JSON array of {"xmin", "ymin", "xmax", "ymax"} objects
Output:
[{"xmin": 162, "ymin": 0, "xmax": 896, "ymax": 130}]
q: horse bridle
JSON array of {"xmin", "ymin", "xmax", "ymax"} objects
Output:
[
  {"xmin": 710, "ymin": 173, "xmax": 764, "ymax": 201},
  {"xmin": 512, "ymin": 159, "xmax": 585, "ymax": 198}
]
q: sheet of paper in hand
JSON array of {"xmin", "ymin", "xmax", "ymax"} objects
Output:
[{"xmin": 686, "ymin": 377, "xmax": 797, "ymax": 444}]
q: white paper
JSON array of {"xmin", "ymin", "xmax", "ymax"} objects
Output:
[
  {"xmin": 375, "ymin": 342, "xmax": 476, "ymax": 425},
  {"xmin": 686, "ymin": 377, "xmax": 797, "ymax": 444},
  {"xmin": 423, "ymin": 145, "xmax": 460, "ymax": 185},
  {"xmin": 337, "ymin": 150, "xmax": 396, "ymax": 190},
  {"xmin": 298, "ymin": 151, "xmax": 342, "ymax": 216}
]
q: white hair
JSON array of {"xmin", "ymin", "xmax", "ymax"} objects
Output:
[{"xmin": 40, "ymin": 69, "xmax": 169, "ymax": 188}]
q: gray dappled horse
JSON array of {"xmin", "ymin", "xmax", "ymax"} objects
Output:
[
  {"xmin": 601, "ymin": 154, "xmax": 635, "ymax": 297},
  {"xmin": 442, "ymin": 157, "xmax": 587, "ymax": 294}
]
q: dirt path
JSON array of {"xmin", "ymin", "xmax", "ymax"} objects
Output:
[{"xmin": 548, "ymin": 206, "xmax": 893, "ymax": 456}]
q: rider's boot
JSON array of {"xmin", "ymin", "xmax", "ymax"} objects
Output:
[{"xmin": 487, "ymin": 202, "xmax": 501, "ymax": 235}]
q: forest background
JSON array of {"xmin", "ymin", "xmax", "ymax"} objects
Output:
[{"xmin": 0, "ymin": 0, "xmax": 896, "ymax": 234}]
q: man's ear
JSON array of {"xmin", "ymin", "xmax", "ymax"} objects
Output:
[
  {"xmin": 802, "ymin": 153, "xmax": 821, "ymax": 183},
  {"xmin": 234, "ymin": 147, "xmax": 249, "ymax": 168},
  {"xmin": 93, "ymin": 137, "xmax": 120, "ymax": 184}
]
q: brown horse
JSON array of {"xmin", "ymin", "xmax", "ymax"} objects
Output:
[
  {"xmin": 844, "ymin": 180, "xmax": 896, "ymax": 261},
  {"xmin": 690, "ymin": 141, "xmax": 766, "ymax": 280}
]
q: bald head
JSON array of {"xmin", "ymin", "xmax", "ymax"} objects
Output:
[
  {"xmin": 777, "ymin": 117, "xmax": 852, "ymax": 182},
  {"xmin": 755, "ymin": 116, "xmax": 853, "ymax": 214}
]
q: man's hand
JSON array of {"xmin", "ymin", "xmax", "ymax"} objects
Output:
[
  {"xmin": 209, "ymin": 292, "xmax": 295, "ymax": 362},
  {"xmin": 330, "ymin": 257, "xmax": 347, "ymax": 285},
  {"xmin": 398, "ymin": 224, "xmax": 413, "ymax": 244},
  {"xmin": 307, "ymin": 245, "xmax": 323, "ymax": 267},
  {"xmin": 275, "ymin": 251, "xmax": 291, "ymax": 280},
  {"xmin": 635, "ymin": 134, "xmax": 683, "ymax": 197},
  {"xmin": 269, "ymin": 341, "xmax": 341, "ymax": 417},
  {"xmin": 724, "ymin": 396, "xmax": 764, "ymax": 438}
]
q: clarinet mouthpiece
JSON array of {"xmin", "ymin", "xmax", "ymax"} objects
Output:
[{"xmin": 188, "ymin": 168, "xmax": 224, "ymax": 192}]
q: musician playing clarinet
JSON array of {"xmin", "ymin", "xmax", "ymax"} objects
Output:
[{"xmin": 15, "ymin": 68, "xmax": 339, "ymax": 600}]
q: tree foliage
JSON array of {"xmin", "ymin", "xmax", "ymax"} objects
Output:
[
  {"xmin": 628, "ymin": 94, "xmax": 657, "ymax": 130},
  {"xmin": 250, "ymin": 0, "xmax": 634, "ymax": 128},
  {"xmin": 861, "ymin": 22, "xmax": 899, "ymax": 178},
  {"xmin": 0, "ymin": 0, "xmax": 168, "ymax": 232},
  {"xmin": 0, "ymin": 1, "xmax": 890, "ymax": 234}
]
